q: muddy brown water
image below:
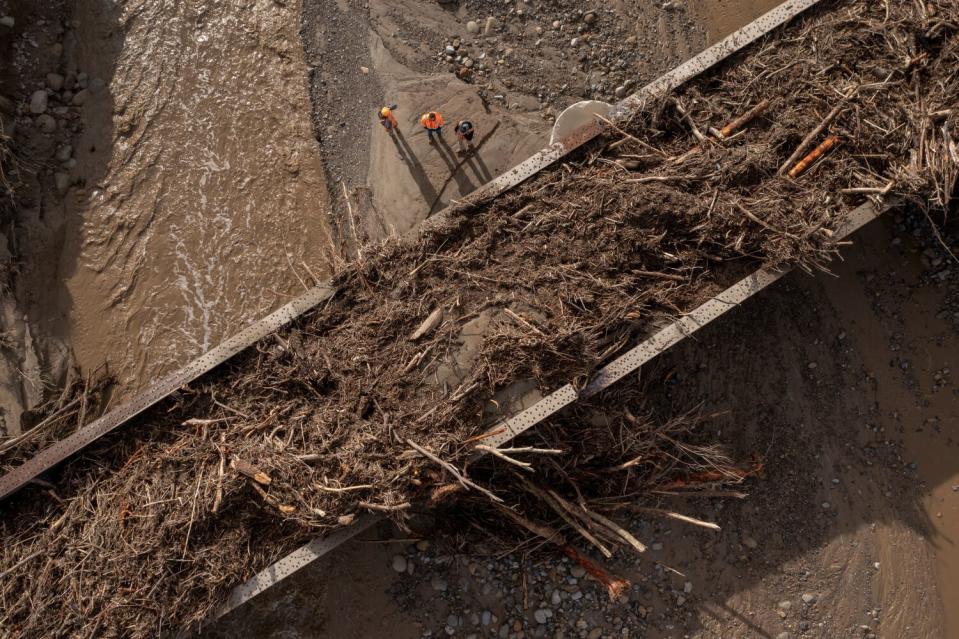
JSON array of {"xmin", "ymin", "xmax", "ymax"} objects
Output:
[{"xmin": 57, "ymin": 0, "xmax": 333, "ymax": 395}]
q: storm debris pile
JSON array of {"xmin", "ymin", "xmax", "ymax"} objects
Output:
[{"xmin": 1, "ymin": 1, "xmax": 957, "ymax": 636}]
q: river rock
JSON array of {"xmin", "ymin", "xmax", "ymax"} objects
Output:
[
  {"xmin": 29, "ymin": 90, "xmax": 48, "ymax": 114},
  {"xmin": 54, "ymin": 172, "xmax": 70, "ymax": 194},
  {"xmin": 36, "ymin": 114, "xmax": 57, "ymax": 133},
  {"xmin": 0, "ymin": 16, "xmax": 14, "ymax": 28},
  {"xmin": 72, "ymin": 89, "xmax": 90, "ymax": 106},
  {"xmin": 484, "ymin": 16, "xmax": 497, "ymax": 34},
  {"xmin": 391, "ymin": 554, "xmax": 407, "ymax": 573},
  {"xmin": 801, "ymin": 593, "xmax": 817, "ymax": 604},
  {"xmin": 89, "ymin": 77, "xmax": 106, "ymax": 94},
  {"xmin": 431, "ymin": 575, "xmax": 448, "ymax": 591},
  {"xmin": 614, "ymin": 85, "xmax": 627, "ymax": 98},
  {"xmin": 46, "ymin": 73, "xmax": 64, "ymax": 91},
  {"xmin": 466, "ymin": 20, "xmax": 479, "ymax": 34},
  {"xmin": 584, "ymin": 11, "xmax": 597, "ymax": 24},
  {"xmin": 533, "ymin": 609, "xmax": 550, "ymax": 624},
  {"xmin": 55, "ymin": 145, "xmax": 73, "ymax": 163}
]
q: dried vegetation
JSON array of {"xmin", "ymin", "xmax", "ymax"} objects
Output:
[{"xmin": 1, "ymin": 0, "xmax": 957, "ymax": 636}]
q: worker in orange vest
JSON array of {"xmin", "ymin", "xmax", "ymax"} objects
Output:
[
  {"xmin": 420, "ymin": 111, "xmax": 445, "ymax": 143},
  {"xmin": 378, "ymin": 104, "xmax": 398, "ymax": 133}
]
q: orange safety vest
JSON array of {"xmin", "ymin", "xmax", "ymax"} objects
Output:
[
  {"xmin": 420, "ymin": 112, "xmax": 444, "ymax": 130},
  {"xmin": 379, "ymin": 107, "xmax": 397, "ymax": 127}
]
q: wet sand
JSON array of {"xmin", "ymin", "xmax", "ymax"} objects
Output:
[
  {"xmin": 689, "ymin": 0, "xmax": 787, "ymax": 42},
  {"xmin": 59, "ymin": 0, "xmax": 333, "ymax": 393},
  {"xmin": 824, "ymin": 228, "xmax": 959, "ymax": 638},
  {"xmin": 364, "ymin": 36, "xmax": 549, "ymax": 239}
]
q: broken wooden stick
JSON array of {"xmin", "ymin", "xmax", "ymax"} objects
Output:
[
  {"xmin": 358, "ymin": 500, "xmax": 411, "ymax": 512},
  {"xmin": 211, "ymin": 434, "xmax": 226, "ymax": 514},
  {"xmin": 580, "ymin": 507, "xmax": 647, "ymax": 553},
  {"xmin": 735, "ymin": 203, "xmax": 796, "ymax": 239},
  {"xmin": 407, "ymin": 438, "xmax": 503, "ymax": 502},
  {"xmin": 503, "ymin": 308, "xmax": 545, "ymax": 336},
  {"xmin": 657, "ymin": 509, "xmax": 721, "ymax": 530},
  {"xmin": 787, "ymin": 134, "xmax": 840, "ymax": 178},
  {"xmin": 839, "ymin": 179, "xmax": 895, "ymax": 195},
  {"xmin": 493, "ymin": 502, "xmax": 630, "ymax": 600},
  {"xmin": 230, "ymin": 458, "xmax": 271, "ymax": 486},
  {"xmin": 624, "ymin": 505, "xmax": 721, "ymax": 530},
  {"xmin": 474, "ymin": 444, "xmax": 534, "ymax": 471},
  {"xmin": 495, "ymin": 446, "xmax": 564, "ymax": 455},
  {"xmin": 409, "ymin": 307, "xmax": 444, "ymax": 341},
  {"xmin": 671, "ymin": 99, "xmax": 707, "ymax": 143},
  {"xmin": 778, "ymin": 101, "xmax": 847, "ymax": 175},
  {"xmin": 316, "ymin": 482, "xmax": 374, "ymax": 493},
  {"xmin": 464, "ymin": 425, "xmax": 506, "ymax": 444},
  {"xmin": 719, "ymin": 99, "xmax": 770, "ymax": 138},
  {"xmin": 520, "ymin": 479, "xmax": 613, "ymax": 558}
]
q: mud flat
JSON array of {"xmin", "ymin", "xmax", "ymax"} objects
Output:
[{"xmin": 689, "ymin": 0, "xmax": 786, "ymax": 41}]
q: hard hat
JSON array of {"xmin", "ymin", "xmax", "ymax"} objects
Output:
[
  {"xmin": 380, "ymin": 107, "xmax": 391, "ymax": 117},
  {"xmin": 428, "ymin": 112, "xmax": 436, "ymax": 120}
]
